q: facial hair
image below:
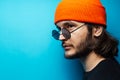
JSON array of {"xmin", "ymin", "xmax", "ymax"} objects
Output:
[{"xmin": 65, "ymin": 32, "xmax": 94, "ymax": 59}]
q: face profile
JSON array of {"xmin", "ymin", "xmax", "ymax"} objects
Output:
[{"xmin": 53, "ymin": 0, "xmax": 120, "ymax": 80}]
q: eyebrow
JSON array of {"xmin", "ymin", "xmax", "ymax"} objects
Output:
[
  {"xmin": 66, "ymin": 21, "xmax": 79, "ymax": 27},
  {"xmin": 63, "ymin": 22, "xmax": 71, "ymax": 27},
  {"xmin": 55, "ymin": 22, "xmax": 70, "ymax": 30},
  {"xmin": 56, "ymin": 21, "xmax": 77, "ymax": 29}
]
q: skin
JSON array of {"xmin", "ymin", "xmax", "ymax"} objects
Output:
[
  {"xmin": 56, "ymin": 20, "xmax": 105, "ymax": 72},
  {"xmin": 56, "ymin": 21, "xmax": 88, "ymax": 58}
]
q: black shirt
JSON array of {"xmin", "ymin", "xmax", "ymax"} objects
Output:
[{"xmin": 83, "ymin": 59, "xmax": 120, "ymax": 80}]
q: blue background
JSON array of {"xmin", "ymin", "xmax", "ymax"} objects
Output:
[{"xmin": 0, "ymin": 0, "xmax": 120, "ymax": 80}]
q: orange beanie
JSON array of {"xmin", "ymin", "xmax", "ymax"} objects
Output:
[{"xmin": 54, "ymin": 0, "xmax": 106, "ymax": 26}]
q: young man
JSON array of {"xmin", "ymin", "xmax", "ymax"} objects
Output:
[{"xmin": 52, "ymin": 0, "xmax": 120, "ymax": 80}]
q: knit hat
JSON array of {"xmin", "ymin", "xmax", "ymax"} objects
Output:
[{"xmin": 54, "ymin": 0, "xmax": 106, "ymax": 26}]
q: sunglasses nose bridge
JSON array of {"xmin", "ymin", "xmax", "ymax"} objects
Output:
[{"xmin": 59, "ymin": 31, "xmax": 62, "ymax": 35}]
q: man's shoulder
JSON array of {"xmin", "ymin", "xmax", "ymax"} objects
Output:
[
  {"xmin": 83, "ymin": 59, "xmax": 120, "ymax": 80},
  {"xmin": 93, "ymin": 59, "xmax": 120, "ymax": 75},
  {"xmin": 98, "ymin": 58, "xmax": 120, "ymax": 71}
]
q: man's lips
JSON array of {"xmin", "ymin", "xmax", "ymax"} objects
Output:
[{"xmin": 62, "ymin": 44, "xmax": 73, "ymax": 50}]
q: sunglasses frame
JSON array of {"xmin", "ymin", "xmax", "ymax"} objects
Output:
[{"xmin": 52, "ymin": 24, "xmax": 85, "ymax": 40}]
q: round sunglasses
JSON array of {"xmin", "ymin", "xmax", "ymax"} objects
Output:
[{"xmin": 52, "ymin": 24, "xmax": 85, "ymax": 40}]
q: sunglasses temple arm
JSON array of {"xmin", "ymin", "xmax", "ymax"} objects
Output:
[{"xmin": 70, "ymin": 24, "xmax": 85, "ymax": 33}]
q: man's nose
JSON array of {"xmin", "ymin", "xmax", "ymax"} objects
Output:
[{"xmin": 59, "ymin": 34, "xmax": 66, "ymax": 41}]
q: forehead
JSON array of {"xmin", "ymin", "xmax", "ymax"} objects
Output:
[{"xmin": 56, "ymin": 21, "xmax": 84, "ymax": 27}]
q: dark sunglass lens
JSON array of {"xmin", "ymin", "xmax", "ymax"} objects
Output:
[
  {"xmin": 62, "ymin": 28, "xmax": 71, "ymax": 39},
  {"xmin": 52, "ymin": 30, "xmax": 60, "ymax": 40}
]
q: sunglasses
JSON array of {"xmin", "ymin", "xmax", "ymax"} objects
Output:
[{"xmin": 52, "ymin": 24, "xmax": 85, "ymax": 40}]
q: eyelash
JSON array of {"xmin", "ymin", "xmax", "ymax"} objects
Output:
[{"xmin": 66, "ymin": 24, "xmax": 75, "ymax": 29}]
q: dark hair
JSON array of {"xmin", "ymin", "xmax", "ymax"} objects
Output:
[{"xmin": 86, "ymin": 23, "xmax": 119, "ymax": 58}]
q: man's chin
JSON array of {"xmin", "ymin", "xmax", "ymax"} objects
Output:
[
  {"xmin": 64, "ymin": 49, "xmax": 91, "ymax": 59},
  {"xmin": 64, "ymin": 51, "xmax": 79, "ymax": 59}
]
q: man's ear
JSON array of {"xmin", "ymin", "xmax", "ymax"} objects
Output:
[{"xmin": 93, "ymin": 26, "xmax": 103, "ymax": 37}]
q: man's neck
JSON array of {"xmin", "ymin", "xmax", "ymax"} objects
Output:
[{"xmin": 80, "ymin": 51, "xmax": 105, "ymax": 72}]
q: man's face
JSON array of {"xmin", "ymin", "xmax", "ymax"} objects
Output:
[{"xmin": 56, "ymin": 21, "xmax": 93, "ymax": 59}]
